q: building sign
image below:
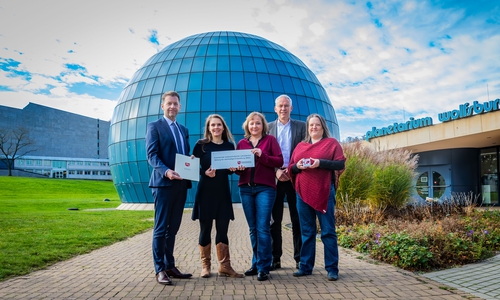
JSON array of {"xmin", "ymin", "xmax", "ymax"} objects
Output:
[{"xmin": 365, "ymin": 98, "xmax": 499, "ymax": 141}]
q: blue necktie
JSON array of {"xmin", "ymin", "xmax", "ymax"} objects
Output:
[{"xmin": 171, "ymin": 122, "xmax": 184, "ymax": 154}]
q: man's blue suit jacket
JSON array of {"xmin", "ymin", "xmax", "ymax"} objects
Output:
[{"xmin": 146, "ymin": 117, "xmax": 192, "ymax": 189}]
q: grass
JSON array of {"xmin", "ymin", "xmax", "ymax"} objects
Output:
[{"xmin": 0, "ymin": 177, "xmax": 155, "ymax": 281}]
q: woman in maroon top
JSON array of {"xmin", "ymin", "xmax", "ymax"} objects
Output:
[{"xmin": 235, "ymin": 112, "xmax": 283, "ymax": 281}]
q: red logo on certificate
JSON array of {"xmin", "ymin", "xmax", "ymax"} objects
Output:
[
  {"xmin": 237, "ymin": 161, "xmax": 241, "ymax": 164},
  {"xmin": 185, "ymin": 162, "xmax": 190, "ymax": 167}
]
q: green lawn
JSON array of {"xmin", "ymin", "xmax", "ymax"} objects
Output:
[{"xmin": 0, "ymin": 177, "xmax": 155, "ymax": 281}]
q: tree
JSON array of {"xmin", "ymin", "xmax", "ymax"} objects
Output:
[{"xmin": 0, "ymin": 126, "xmax": 37, "ymax": 176}]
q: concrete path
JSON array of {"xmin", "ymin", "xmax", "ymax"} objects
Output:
[{"xmin": 0, "ymin": 206, "xmax": 492, "ymax": 299}]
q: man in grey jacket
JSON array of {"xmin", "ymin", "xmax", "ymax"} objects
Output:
[{"xmin": 268, "ymin": 94, "xmax": 306, "ymax": 270}]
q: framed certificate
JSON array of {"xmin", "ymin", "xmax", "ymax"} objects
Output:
[
  {"xmin": 211, "ymin": 149, "xmax": 255, "ymax": 169},
  {"xmin": 175, "ymin": 154, "xmax": 200, "ymax": 181}
]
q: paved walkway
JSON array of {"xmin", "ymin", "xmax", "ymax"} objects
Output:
[{"xmin": 0, "ymin": 206, "xmax": 497, "ymax": 299}]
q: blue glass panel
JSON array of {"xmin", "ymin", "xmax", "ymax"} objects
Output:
[
  {"xmin": 179, "ymin": 58, "xmax": 193, "ymax": 73},
  {"xmin": 246, "ymin": 91, "xmax": 260, "ymax": 111},
  {"xmin": 310, "ymin": 83, "xmax": 320, "ymax": 99},
  {"xmin": 230, "ymin": 72, "xmax": 245, "ymax": 89},
  {"xmin": 260, "ymin": 92, "xmax": 275, "ymax": 113},
  {"xmin": 185, "ymin": 112, "xmax": 201, "ymax": 135},
  {"xmin": 297, "ymin": 96, "xmax": 309, "ymax": 115},
  {"xmin": 236, "ymin": 36, "xmax": 248, "ymax": 45},
  {"xmin": 187, "ymin": 91, "xmax": 201, "ymax": 112},
  {"xmin": 307, "ymin": 96, "xmax": 317, "ymax": 114},
  {"xmin": 244, "ymin": 72, "xmax": 258, "ymax": 90},
  {"xmin": 314, "ymin": 98, "xmax": 325, "ymax": 115},
  {"xmin": 202, "ymin": 72, "xmax": 216, "ymax": 89},
  {"xmin": 218, "ymin": 44, "xmax": 229, "ymax": 55},
  {"xmin": 217, "ymin": 56, "xmax": 229, "ymax": 71},
  {"xmin": 142, "ymin": 78, "xmax": 155, "ymax": 96},
  {"xmin": 126, "ymin": 83, "xmax": 138, "ymax": 101},
  {"xmin": 120, "ymin": 121, "xmax": 128, "ymax": 144},
  {"xmin": 149, "ymin": 63, "xmax": 162, "ymax": 77},
  {"xmin": 201, "ymin": 91, "xmax": 216, "ymax": 111},
  {"xmin": 157, "ymin": 61, "xmax": 171, "ymax": 76},
  {"xmin": 166, "ymin": 47, "xmax": 179, "ymax": 60},
  {"xmin": 152, "ymin": 76, "xmax": 166, "ymax": 95},
  {"xmin": 210, "ymin": 35, "xmax": 219, "ymax": 44},
  {"xmin": 239, "ymin": 45, "xmax": 251, "ymax": 56},
  {"xmin": 259, "ymin": 47, "xmax": 272, "ymax": 59},
  {"xmin": 138, "ymin": 97, "xmax": 150, "ymax": 117},
  {"xmin": 284, "ymin": 62, "xmax": 298, "ymax": 77},
  {"xmin": 200, "ymin": 36, "xmax": 210, "ymax": 45},
  {"xmin": 207, "ymin": 44, "xmax": 218, "ymax": 56},
  {"xmin": 291, "ymin": 78, "xmax": 305, "ymax": 95},
  {"xmin": 192, "ymin": 57, "xmax": 205, "ymax": 72},
  {"xmin": 140, "ymin": 65, "xmax": 154, "ymax": 80},
  {"xmin": 281, "ymin": 76, "xmax": 294, "ymax": 92},
  {"xmin": 264, "ymin": 59, "xmax": 278, "ymax": 74},
  {"xmin": 229, "ymin": 56, "xmax": 243, "ymax": 71},
  {"xmin": 268, "ymin": 48, "xmax": 281, "ymax": 60},
  {"xmin": 185, "ymin": 45, "xmax": 197, "ymax": 57},
  {"xmin": 228, "ymin": 36, "xmax": 238, "ymax": 44},
  {"xmin": 131, "ymin": 67, "xmax": 146, "ymax": 83},
  {"xmin": 257, "ymin": 73, "xmax": 271, "ymax": 91},
  {"xmin": 292, "ymin": 64, "xmax": 305, "ymax": 79},
  {"xmin": 148, "ymin": 97, "xmax": 161, "ymax": 115},
  {"xmin": 204, "ymin": 56, "xmax": 217, "ymax": 71},
  {"xmin": 301, "ymin": 80, "xmax": 313, "ymax": 96},
  {"xmin": 231, "ymin": 91, "xmax": 246, "ymax": 111},
  {"xmin": 254, "ymin": 58, "xmax": 267, "ymax": 72},
  {"xmin": 242, "ymin": 57, "xmax": 256, "ymax": 72},
  {"xmin": 274, "ymin": 60, "xmax": 288, "ymax": 75},
  {"xmin": 231, "ymin": 112, "xmax": 247, "ymax": 135},
  {"xmin": 196, "ymin": 44, "xmax": 207, "ymax": 56},
  {"xmin": 168, "ymin": 59, "xmax": 181, "ymax": 74},
  {"xmin": 174, "ymin": 47, "xmax": 188, "ymax": 59},
  {"xmin": 245, "ymin": 37, "xmax": 257, "ymax": 46},
  {"xmin": 217, "ymin": 72, "xmax": 230, "ymax": 89},
  {"xmin": 216, "ymin": 91, "xmax": 231, "ymax": 110},
  {"xmin": 269, "ymin": 74, "xmax": 284, "ymax": 93},
  {"xmin": 249, "ymin": 46, "xmax": 263, "ymax": 57},
  {"xmin": 229, "ymin": 44, "xmax": 240, "ymax": 55},
  {"xmin": 133, "ymin": 80, "xmax": 146, "ymax": 98},
  {"xmin": 127, "ymin": 140, "xmax": 137, "ymax": 161},
  {"xmin": 188, "ymin": 72, "xmax": 202, "ymax": 90},
  {"xmin": 128, "ymin": 98, "xmax": 140, "ymax": 119},
  {"xmin": 136, "ymin": 117, "xmax": 147, "ymax": 140},
  {"xmin": 164, "ymin": 74, "xmax": 178, "ymax": 91},
  {"xmin": 138, "ymin": 161, "xmax": 150, "ymax": 182}
]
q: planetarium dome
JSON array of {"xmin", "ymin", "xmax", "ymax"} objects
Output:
[{"xmin": 108, "ymin": 31, "xmax": 340, "ymax": 206}]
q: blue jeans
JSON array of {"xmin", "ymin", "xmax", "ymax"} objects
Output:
[
  {"xmin": 239, "ymin": 185, "xmax": 276, "ymax": 273},
  {"xmin": 296, "ymin": 184, "xmax": 339, "ymax": 275}
]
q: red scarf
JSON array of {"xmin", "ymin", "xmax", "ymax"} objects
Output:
[{"xmin": 288, "ymin": 138, "xmax": 345, "ymax": 213}]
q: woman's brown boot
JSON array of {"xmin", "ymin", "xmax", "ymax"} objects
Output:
[
  {"xmin": 199, "ymin": 244, "xmax": 211, "ymax": 278},
  {"xmin": 216, "ymin": 242, "xmax": 244, "ymax": 278}
]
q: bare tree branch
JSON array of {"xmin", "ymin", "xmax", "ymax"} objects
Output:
[{"xmin": 0, "ymin": 126, "xmax": 37, "ymax": 176}]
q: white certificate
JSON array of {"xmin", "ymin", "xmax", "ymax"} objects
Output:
[
  {"xmin": 211, "ymin": 149, "xmax": 255, "ymax": 169},
  {"xmin": 175, "ymin": 154, "xmax": 200, "ymax": 181}
]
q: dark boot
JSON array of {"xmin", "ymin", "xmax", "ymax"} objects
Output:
[
  {"xmin": 199, "ymin": 244, "xmax": 211, "ymax": 278},
  {"xmin": 216, "ymin": 243, "xmax": 244, "ymax": 278}
]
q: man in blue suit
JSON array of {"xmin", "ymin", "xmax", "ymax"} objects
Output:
[
  {"xmin": 146, "ymin": 91, "xmax": 193, "ymax": 285},
  {"xmin": 268, "ymin": 94, "xmax": 306, "ymax": 271}
]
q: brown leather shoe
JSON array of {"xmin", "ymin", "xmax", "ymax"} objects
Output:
[
  {"xmin": 166, "ymin": 267, "xmax": 192, "ymax": 279},
  {"xmin": 156, "ymin": 271, "xmax": 172, "ymax": 285}
]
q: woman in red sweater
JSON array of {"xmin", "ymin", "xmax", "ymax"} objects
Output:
[
  {"xmin": 235, "ymin": 112, "xmax": 283, "ymax": 281},
  {"xmin": 288, "ymin": 114, "xmax": 346, "ymax": 281}
]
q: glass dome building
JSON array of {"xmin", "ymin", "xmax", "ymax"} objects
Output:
[{"xmin": 109, "ymin": 31, "xmax": 340, "ymax": 206}]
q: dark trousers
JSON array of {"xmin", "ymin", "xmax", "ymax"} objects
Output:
[
  {"xmin": 151, "ymin": 180, "xmax": 188, "ymax": 274},
  {"xmin": 270, "ymin": 180, "xmax": 302, "ymax": 263},
  {"xmin": 198, "ymin": 218, "xmax": 230, "ymax": 246}
]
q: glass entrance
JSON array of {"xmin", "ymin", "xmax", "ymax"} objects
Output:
[
  {"xmin": 480, "ymin": 148, "xmax": 499, "ymax": 205},
  {"xmin": 415, "ymin": 165, "xmax": 451, "ymax": 202}
]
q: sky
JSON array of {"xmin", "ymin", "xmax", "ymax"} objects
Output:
[{"xmin": 0, "ymin": 0, "xmax": 499, "ymax": 141}]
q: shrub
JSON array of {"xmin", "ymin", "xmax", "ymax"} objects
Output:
[{"xmin": 369, "ymin": 164, "xmax": 416, "ymax": 209}]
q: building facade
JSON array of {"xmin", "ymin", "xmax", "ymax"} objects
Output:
[
  {"xmin": 0, "ymin": 103, "xmax": 111, "ymax": 180},
  {"xmin": 108, "ymin": 31, "xmax": 341, "ymax": 206},
  {"xmin": 367, "ymin": 99, "xmax": 500, "ymax": 206}
]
